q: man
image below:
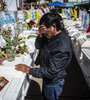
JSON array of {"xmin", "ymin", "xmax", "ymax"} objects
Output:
[{"xmin": 15, "ymin": 12, "xmax": 73, "ymax": 100}]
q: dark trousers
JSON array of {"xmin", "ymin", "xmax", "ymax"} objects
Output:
[{"xmin": 42, "ymin": 79, "xmax": 64, "ymax": 100}]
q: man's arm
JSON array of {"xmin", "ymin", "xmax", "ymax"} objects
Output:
[
  {"xmin": 15, "ymin": 50, "xmax": 72, "ymax": 80},
  {"xmin": 29, "ymin": 51, "xmax": 72, "ymax": 79}
]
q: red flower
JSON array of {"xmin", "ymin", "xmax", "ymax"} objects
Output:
[
  {"xmin": 28, "ymin": 20, "xmax": 36, "ymax": 26},
  {"xmin": 40, "ymin": 8, "xmax": 45, "ymax": 13},
  {"xmin": 16, "ymin": 51, "xmax": 19, "ymax": 54},
  {"xmin": 36, "ymin": 24, "xmax": 39, "ymax": 27},
  {"xmin": 21, "ymin": 51, "xmax": 24, "ymax": 54}
]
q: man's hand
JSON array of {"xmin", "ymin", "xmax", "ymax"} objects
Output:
[
  {"xmin": 15, "ymin": 64, "xmax": 30, "ymax": 74},
  {"xmin": 37, "ymin": 25, "xmax": 47, "ymax": 37}
]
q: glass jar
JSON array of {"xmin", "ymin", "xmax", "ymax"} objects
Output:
[{"xmin": 6, "ymin": 46, "xmax": 15, "ymax": 62}]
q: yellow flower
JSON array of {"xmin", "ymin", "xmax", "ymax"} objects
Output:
[
  {"xmin": 18, "ymin": 37, "xmax": 23, "ymax": 40},
  {"xmin": 1, "ymin": 52, "xmax": 7, "ymax": 58}
]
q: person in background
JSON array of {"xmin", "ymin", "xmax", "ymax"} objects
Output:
[
  {"xmin": 26, "ymin": 4, "xmax": 29, "ymax": 10},
  {"xmin": 15, "ymin": 12, "xmax": 73, "ymax": 100},
  {"xmin": 40, "ymin": 7, "xmax": 45, "ymax": 14},
  {"xmin": 74, "ymin": 7, "xmax": 77, "ymax": 21},
  {"xmin": 71, "ymin": 8, "xmax": 74, "ymax": 19}
]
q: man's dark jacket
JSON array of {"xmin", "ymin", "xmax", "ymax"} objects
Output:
[{"xmin": 29, "ymin": 30, "xmax": 73, "ymax": 84}]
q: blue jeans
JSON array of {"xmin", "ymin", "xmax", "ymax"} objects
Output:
[{"xmin": 42, "ymin": 79, "xmax": 64, "ymax": 100}]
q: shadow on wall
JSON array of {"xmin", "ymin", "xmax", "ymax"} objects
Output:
[{"xmin": 25, "ymin": 80, "xmax": 44, "ymax": 100}]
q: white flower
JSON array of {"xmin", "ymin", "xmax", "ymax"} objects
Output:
[
  {"xmin": 26, "ymin": 19, "xmax": 30, "ymax": 23},
  {"xmin": 11, "ymin": 46, "xmax": 15, "ymax": 50},
  {"xmin": 16, "ymin": 45, "xmax": 19, "ymax": 50},
  {"xmin": 20, "ymin": 43, "xmax": 24, "ymax": 47}
]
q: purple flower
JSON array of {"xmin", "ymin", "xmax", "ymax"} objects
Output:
[{"xmin": 0, "ymin": 57, "xmax": 3, "ymax": 62}]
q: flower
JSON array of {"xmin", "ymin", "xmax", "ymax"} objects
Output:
[
  {"xmin": 0, "ymin": 51, "xmax": 7, "ymax": 64},
  {"xmin": 20, "ymin": 43, "xmax": 24, "ymax": 47},
  {"xmin": 21, "ymin": 51, "xmax": 24, "ymax": 54},
  {"xmin": 16, "ymin": 51, "xmax": 19, "ymax": 54},
  {"xmin": 29, "ymin": 20, "xmax": 36, "ymax": 26},
  {"xmin": 16, "ymin": 45, "xmax": 19, "ymax": 50},
  {"xmin": 27, "ymin": 20, "xmax": 36, "ymax": 29},
  {"xmin": 0, "ymin": 57, "xmax": 3, "ymax": 65},
  {"xmin": 1, "ymin": 52, "xmax": 7, "ymax": 59},
  {"xmin": 16, "ymin": 43, "xmax": 29, "ymax": 56},
  {"xmin": 0, "ymin": 57, "xmax": 3, "ymax": 62},
  {"xmin": 36, "ymin": 24, "xmax": 39, "ymax": 27},
  {"xmin": 18, "ymin": 37, "xmax": 23, "ymax": 40}
]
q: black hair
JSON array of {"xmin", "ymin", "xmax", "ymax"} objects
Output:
[
  {"xmin": 39, "ymin": 12, "xmax": 65, "ymax": 31},
  {"xmin": 50, "ymin": 9, "xmax": 57, "ymax": 13}
]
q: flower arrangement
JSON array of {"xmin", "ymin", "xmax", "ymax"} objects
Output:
[
  {"xmin": 0, "ymin": 19, "xmax": 37, "ymax": 63},
  {"xmin": 27, "ymin": 19, "xmax": 39, "ymax": 29},
  {"xmin": 0, "ymin": 25, "xmax": 30, "ymax": 61},
  {"xmin": 0, "ymin": 26, "xmax": 19, "ymax": 61}
]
